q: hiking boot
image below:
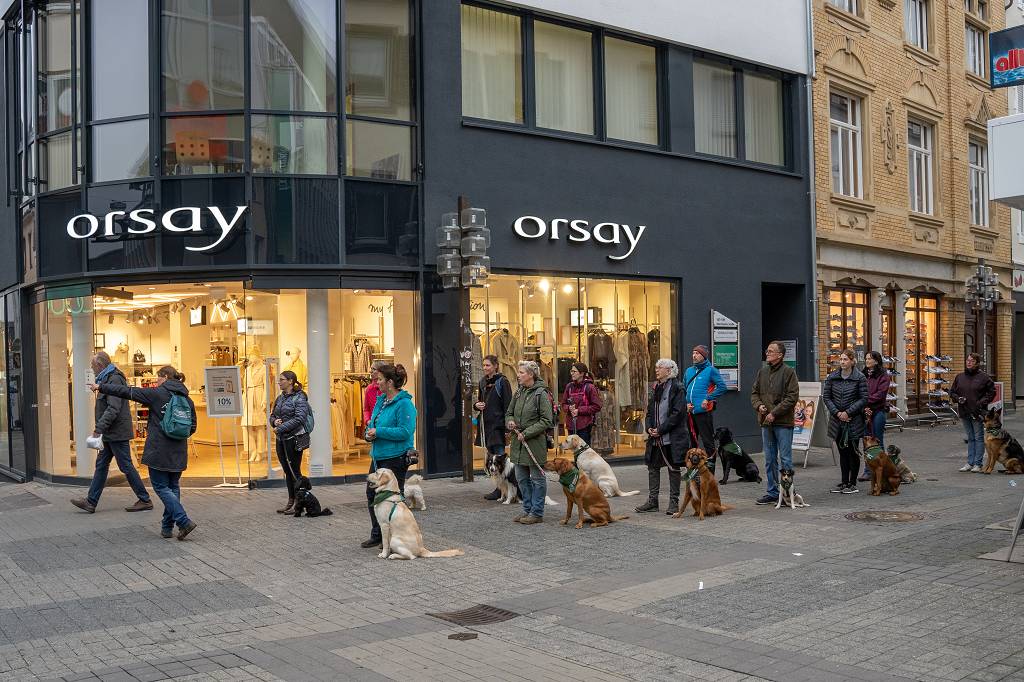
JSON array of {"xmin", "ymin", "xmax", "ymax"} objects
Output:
[
  {"xmin": 276, "ymin": 499, "xmax": 295, "ymax": 514},
  {"xmin": 177, "ymin": 521, "xmax": 197, "ymax": 541},
  {"xmin": 958, "ymin": 464, "xmax": 972, "ymax": 472},
  {"xmin": 755, "ymin": 494, "xmax": 779, "ymax": 505},
  {"xmin": 635, "ymin": 500, "xmax": 659, "ymax": 513},
  {"xmin": 512, "ymin": 513, "xmax": 528, "ymax": 523},
  {"xmin": 160, "ymin": 528, "xmax": 173, "ymax": 539},
  {"xmin": 830, "ymin": 483, "xmax": 846, "ymax": 493},
  {"xmin": 519, "ymin": 515, "xmax": 543, "ymax": 525},
  {"xmin": 125, "ymin": 499, "xmax": 153, "ymax": 512},
  {"xmin": 484, "ymin": 489, "xmax": 501, "ymax": 501},
  {"xmin": 841, "ymin": 485, "xmax": 859, "ymax": 494},
  {"xmin": 360, "ymin": 537, "xmax": 382, "ymax": 549},
  {"xmin": 70, "ymin": 498, "xmax": 96, "ymax": 514}
]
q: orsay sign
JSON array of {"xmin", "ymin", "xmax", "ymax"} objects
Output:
[
  {"xmin": 66, "ymin": 206, "xmax": 247, "ymax": 252},
  {"xmin": 512, "ymin": 216, "xmax": 646, "ymax": 261}
]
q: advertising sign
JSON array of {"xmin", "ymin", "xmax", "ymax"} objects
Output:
[
  {"xmin": 993, "ymin": 382, "xmax": 1005, "ymax": 412},
  {"xmin": 792, "ymin": 381, "xmax": 829, "ymax": 451},
  {"xmin": 991, "ymin": 25, "xmax": 1024, "ymax": 89},
  {"xmin": 204, "ymin": 366, "xmax": 242, "ymax": 417},
  {"xmin": 1015, "ymin": 270, "xmax": 1024, "ymax": 293},
  {"xmin": 782, "ymin": 339, "xmax": 797, "ymax": 369}
]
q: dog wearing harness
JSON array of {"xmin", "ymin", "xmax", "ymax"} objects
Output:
[{"xmin": 367, "ymin": 468, "xmax": 464, "ymax": 560}]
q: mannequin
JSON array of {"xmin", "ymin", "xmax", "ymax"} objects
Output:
[
  {"xmin": 242, "ymin": 347, "xmax": 267, "ymax": 462},
  {"xmin": 114, "ymin": 341, "xmax": 130, "ymax": 367},
  {"xmin": 283, "ymin": 346, "xmax": 308, "ymax": 389}
]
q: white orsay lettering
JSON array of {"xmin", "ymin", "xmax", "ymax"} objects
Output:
[
  {"xmin": 512, "ymin": 215, "xmax": 646, "ymax": 261},
  {"xmin": 66, "ymin": 206, "xmax": 247, "ymax": 252}
]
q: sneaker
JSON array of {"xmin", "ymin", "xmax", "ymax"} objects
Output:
[
  {"xmin": 484, "ymin": 489, "xmax": 501, "ymax": 501},
  {"xmin": 519, "ymin": 515, "xmax": 543, "ymax": 525},
  {"xmin": 160, "ymin": 528, "xmax": 173, "ymax": 539},
  {"xmin": 842, "ymin": 485, "xmax": 859, "ymax": 494},
  {"xmin": 971, "ymin": 465, "xmax": 983, "ymax": 473},
  {"xmin": 360, "ymin": 537, "xmax": 382, "ymax": 548},
  {"xmin": 830, "ymin": 483, "xmax": 846, "ymax": 493},
  {"xmin": 634, "ymin": 500, "xmax": 659, "ymax": 513},
  {"xmin": 958, "ymin": 464, "xmax": 973, "ymax": 472},
  {"xmin": 70, "ymin": 498, "xmax": 96, "ymax": 513},
  {"xmin": 755, "ymin": 494, "xmax": 779, "ymax": 505},
  {"xmin": 125, "ymin": 499, "xmax": 153, "ymax": 512}
]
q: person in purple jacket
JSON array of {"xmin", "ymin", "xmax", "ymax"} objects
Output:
[
  {"xmin": 858, "ymin": 351, "xmax": 891, "ymax": 482},
  {"xmin": 560, "ymin": 362, "xmax": 602, "ymax": 445}
]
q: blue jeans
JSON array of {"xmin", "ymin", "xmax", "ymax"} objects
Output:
[
  {"xmin": 515, "ymin": 464, "xmax": 546, "ymax": 518},
  {"xmin": 761, "ymin": 426, "xmax": 794, "ymax": 498},
  {"xmin": 149, "ymin": 469, "xmax": 190, "ymax": 532},
  {"xmin": 87, "ymin": 440, "xmax": 150, "ymax": 507},
  {"xmin": 862, "ymin": 409, "xmax": 887, "ymax": 474},
  {"xmin": 963, "ymin": 416, "xmax": 985, "ymax": 467}
]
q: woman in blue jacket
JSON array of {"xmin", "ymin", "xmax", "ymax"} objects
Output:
[{"xmin": 361, "ymin": 363, "xmax": 417, "ymax": 549}]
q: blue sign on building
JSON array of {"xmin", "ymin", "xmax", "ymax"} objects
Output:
[{"xmin": 991, "ymin": 25, "xmax": 1024, "ymax": 89}]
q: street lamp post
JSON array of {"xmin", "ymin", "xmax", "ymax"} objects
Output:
[
  {"xmin": 964, "ymin": 259, "xmax": 999, "ymax": 370},
  {"xmin": 436, "ymin": 197, "xmax": 490, "ymax": 482}
]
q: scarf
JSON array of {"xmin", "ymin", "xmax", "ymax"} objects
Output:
[
  {"xmin": 559, "ymin": 467, "xmax": 580, "ymax": 493},
  {"xmin": 683, "ymin": 466, "xmax": 701, "ymax": 482},
  {"xmin": 96, "ymin": 364, "xmax": 118, "ymax": 382},
  {"xmin": 864, "ymin": 443, "xmax": 883, "ymax": 462}
]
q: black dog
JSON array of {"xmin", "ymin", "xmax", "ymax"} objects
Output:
[
  {"xmin": 293, "ymin": 476, "xmax": 333, "ymax": 517},
  {"xmin": 714, "ymin": 427, "xmax": 762, "ymax": 485}
]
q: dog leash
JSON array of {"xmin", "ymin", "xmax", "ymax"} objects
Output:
[{"xmin": 512, "ymin": 427, "xmax": 559, "ymax": 482}]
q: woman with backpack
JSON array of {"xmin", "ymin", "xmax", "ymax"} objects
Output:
[
  {"xmin": 505, "ymin": 360, "xmax": 553, "ymax": 526},
  {"xmin": 270, "ymin": 370, "xmax": 310, "ymax": 515},
  {"xmin": 88, "ymin": 365, "xmax": 198, "ymax": 540},
  {"xmin": 560, "ymin": 362, "xmax": 602, "ymax": 445}
]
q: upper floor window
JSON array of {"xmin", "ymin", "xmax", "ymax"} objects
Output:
[
  {"xmin": 693, "ymin": 60, "xmax": 736, "ymax": 158},
  {"xmin": 604, "ymin": 37, "xmax": 657, "ymax": 145},
  {"xmin": 968, "ymin": 140, "xmax": 989, "ymax": 226},
  {"xmin": 965, "ymin": 22, "xmax": 987, "ymax": 77},
  {"xmin": 907, "ymin": 119, "xmax": 933, "ymax": 214},
  {"xmin": 534, "ymin": 21, "xmax": 593, "ymax": 135},
  {"xmin": 162, "ymin": 0, "xmax": 245, "ymax": 111},
  {"xmin": 905, "ymin": 0, "xmax": 929, "ymax": 51},
  {"xmin": 830, "ymin": 0, "xmax": 858, "ymax": 14},
  {"xmin": 965, "ymin": 0, "xmax": 988, "ymax": 20},
  {"xmin": 460, "ymin": 4, "xmax": 523, "ymax": 124},
  {"xmin": 829, "ymin": 91, "xmax": 862, "ymax": 198}
]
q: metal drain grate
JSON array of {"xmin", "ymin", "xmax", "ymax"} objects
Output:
[
  {"xmin": 448, "ymin": 633, "xmax": 478, "ymax": 641},
  {"xmin": 428, "ymin": 604, "xmax": 519, "ymax": 626},
  {"xmin": 846, "ymin": 511, "xmax": 925, "ymax": 523}
]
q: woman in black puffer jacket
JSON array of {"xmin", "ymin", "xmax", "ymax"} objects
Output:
[
  {"xmin": 822, "ymin": 349, "xmax": 868, "ymax": 494},
  {"xmin": 269, "ymin": 370, "xmax": 310, "ymax": 514}
]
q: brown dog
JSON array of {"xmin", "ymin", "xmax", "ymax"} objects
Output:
[
  {"xmin": 543, "ymin": 458, "xmax": 629, "ymax": 529},
  {"xmin": 863, "ymin": 436, "xmax": 901, "ymax": 496},
  {"xmin": 672, "ymin": 449, "xmax": 734, "ymax": 520}
]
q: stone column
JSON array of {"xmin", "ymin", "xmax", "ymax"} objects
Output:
[
  {"xmin": 305, "ymin": 290, "xmax": 332, "ymax": 477},
  {"xmin": 72, "ymin": 311, "xmax": 95, "ymax": 477}
]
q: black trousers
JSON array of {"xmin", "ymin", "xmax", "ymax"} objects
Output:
[
  {"xmin": 276, "ymin": 437, "xmax": 304, "ymax": 499},
  {"xmin": 366, "ymin": 456, "xmax": 409, "ymax": 541},
  {"xmin": 689, "ymin": 411, "xmax": 716, "ymax": 472},
  {"xmin": 836, "ymin": 440, "xmax": 859, "ymax": 486}
]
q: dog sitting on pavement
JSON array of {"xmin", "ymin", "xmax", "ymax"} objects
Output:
[
  {"xmin": 543, "ymin": 457, "xmax": 629, "ymax": 529},
  {"xmin": 404, "ymin": 474, "xmax": 427, "ymax": 511},
  {"xmin": 672, "ymin": 448, "xmax": 734, "ymax": 520},
  {"xmin": 292, "ymin": 476, "xmax": 333, "ymax": 517},
  {"xmin": 775, "ymin": 468, "xmax": 809, "ymax": 509},
  {"xmin": 863, "ymin": 436, "xmax": 901, "ymax": 496},
  {"xmin": 714, "ymin": 427, "xmax": 761, "ymax": 485},
  {"xmin": 487, "ymin": 452, "xmax": 520, "ymax": 504},
  {"xmin": 559, "ymin": 434, "xmax": 639, "ymax": 497},
  {"xmin": 367, "ymin": 468, "xmax": 464, "ymax": 559},
  {"xmin": 983, "ymin": 408, "xmax": 1024, "ymax": 475},
  {"xmin": 885, "ymin": 444, "xmax": 918, "ymax": 483}
]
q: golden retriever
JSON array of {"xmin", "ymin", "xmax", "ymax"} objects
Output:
[
  {"xmin": 366, "ymin": 468, "xmax": 463, "ymax": 559},
  {"xmin": 543, "ymin": 457, "xmax": 629, "ymax": 529}
]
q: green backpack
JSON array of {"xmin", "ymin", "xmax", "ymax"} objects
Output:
[{"xmin": 160, "ymin": 393, "xmax": 193, "ymax": 440}]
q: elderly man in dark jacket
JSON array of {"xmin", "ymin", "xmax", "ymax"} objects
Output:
[
  {"xmin": 750, "ymin": 340, "xmax": 800, "ymax": 505},
  {"xmin": 636, "ymin": 358, "xmax": 691, "ymax": 515},
  {"xmin": 822, "ymin": 349, "xmax": 869, "ymax": 493},
  {"xmin": 71, "ymin": 352, "xmax": 152, "ymax": 514},
  {"xmin": 950, "ymin": 352, "xmax": 996, "ymax": 473}
]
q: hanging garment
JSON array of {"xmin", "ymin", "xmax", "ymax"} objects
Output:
[
  {"xmin": 614, "ymin": 330, "xmax": 632, "ymax": 407},
  {"xmin": 242, "ymin": 360, "xmax": 267, "ymax": 427},
  {"xmin": 285, "ymin": 356, "xmax": 309, "ymax": 389},
  {"xmin": 591, "ymin": 386, "xmax": 618, "ymax": 453},
  {"xmin": 647, "ymin": 328, "xmax": 661, "ymax": 381},
  {"xmin": 352, "ymin": 340, "xmax": 375, "ymax": 374},
  {"xmin": 628, "ymin": 329, "xmax": 651, "ymax": 408},
  {"xmin": 330, "ymin": 382, "xmax": 350, "ymax": 451},
  {"xmin": 489, "ymin": 330, "xmax": 521, "ymax": 380},
  {"xmin": 588, "ymin": 329, "xmax": 615, "ymax": 380},
  {"xmin": 556, "ymin": 357, "xmax": 576, "ymax": 392}
]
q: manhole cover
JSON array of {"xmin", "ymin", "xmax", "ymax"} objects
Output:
[
  {"xmin": 845, "ymin": 511, "xmax": 925, "ymax": 523},
  {"xmin": 448, "ymin": 633, "xmax": 478, "ymax": 641},
  {"xmin": 428, "ymin": 604, "xmax": 519, "ymax": 626}
]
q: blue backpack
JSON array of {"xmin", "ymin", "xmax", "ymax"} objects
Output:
[{"xmin": 160, "ymin": 393, "xmax": 193, "ymax": 440}]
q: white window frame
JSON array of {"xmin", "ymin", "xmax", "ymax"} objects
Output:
[
  {"xmin": 965, "ymin": 22, "xmax": 986, "ymax": 77},
  {"xmin": 829, "ymin": 0, "xmax": 858, "ymax": 14},
  {"xmin": 905, "ymin": 0, "xmax": 928, "ymax": 51},
  {"xmin": 969, "ymin": 140, "xmax": 989, "ymax": 227},
  {"xmin": 829, "ymin": 92, "xmax": 863, "ymax": 198},
  {"xmin": 907, "ymin": 120, "xmax": 933, "ymax": 215}
]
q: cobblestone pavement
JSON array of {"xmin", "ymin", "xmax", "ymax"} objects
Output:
[{"xmin": 2, "ymin": 414, "xmax": 1024, "ymax": 681}]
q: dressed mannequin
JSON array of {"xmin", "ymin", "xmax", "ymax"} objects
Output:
[
  {"xmin": 283, "ymin": 346, "xmax": 308, "ymax": 389},
  {"xmin": 242, "ymin": 347, "xmax": 267, "ymax": 462},
  {"xmin": 114, "ymin": 341, "xmax": 130, "ymax": 367}
]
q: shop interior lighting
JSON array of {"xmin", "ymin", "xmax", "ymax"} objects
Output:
[
  {"xmin": 538, "ymin": 279, "xmax": 550, "ymax": 293},
  {"xmin": 562, "ymin": 283, "xmax": 573, "ymax": 294}
]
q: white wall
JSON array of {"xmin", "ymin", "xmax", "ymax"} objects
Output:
[{"xmin": 502, "ymin": 0, "xmax": 810, "ymax": 74}]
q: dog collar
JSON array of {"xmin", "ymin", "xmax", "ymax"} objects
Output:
[
  {"xmin": 986, "ymin": 427, "xmax": 1003, "ymax": 436},
  {"xmin": 372, "ymin": 490, "xmax": 403, "ymax": 507},
  {"xmin": 721, "ymin": 443, "xmax": 741, "ymax": 456},
  {"xmin": 559, "ymin": 467, "xmax": 580, "ymax": 493},
  {"xmin": 573, "ymin": 445, "xmax": 589, "ymax": 463}
]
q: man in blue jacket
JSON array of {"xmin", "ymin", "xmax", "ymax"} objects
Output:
[{"xmin": 684, "ymin": 345, "xmax": 727, "ymax": 469}]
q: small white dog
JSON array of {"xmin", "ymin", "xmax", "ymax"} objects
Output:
[
  {"xmin": 559, "ymin": 435, "xmax": 639, "ymax": 497},
  {"xmin": 404, "ymin": 474, "xmax": 426, "ymax": 511},
  {"xmin": 367, "ymin": 468, "xmax": 463, "ymax": 560},
  {"xmin": 775, "ymin": 468, "xmax": 810, "ymax": 509}
]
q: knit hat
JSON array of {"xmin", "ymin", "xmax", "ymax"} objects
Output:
[{"xmin": 693, "ymin": 345, "xmax": 710, "ymax": 361}]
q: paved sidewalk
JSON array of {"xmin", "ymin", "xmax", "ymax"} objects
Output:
[{"xmin": 1, "ymin": 414, "xmax": 1024, "ymax": 681}]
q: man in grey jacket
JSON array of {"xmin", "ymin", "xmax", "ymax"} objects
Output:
[{"xmin": 71, "ymin": 352, "xmax": 152, "ymax": 513}]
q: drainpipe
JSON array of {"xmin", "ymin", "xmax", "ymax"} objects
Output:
[{"xmin": 806, "ymin": 0, "xmax": 820, "ymax": 380}]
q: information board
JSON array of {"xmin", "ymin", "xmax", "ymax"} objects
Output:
[
  {"xmin": 204, "ymin": 366, "xmax": 243, "ymax": 418},
  {"xmin": 710, "ymin": 310, "xmax": 741, "ymax": 391}
]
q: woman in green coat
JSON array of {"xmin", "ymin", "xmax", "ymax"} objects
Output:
[{"xmin": 505, "ymin": 360, "xmax": 554, "ymax": 525}]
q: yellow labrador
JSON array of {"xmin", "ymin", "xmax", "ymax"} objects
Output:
[
  {"xmin": 559, "ymin": 434, "xmax": 639, "ymax": 497},
  {"xmin": 366, "ymin": 468, "xmax": 463, "ymax": 560}
]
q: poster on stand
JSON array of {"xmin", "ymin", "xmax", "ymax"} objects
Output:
[
  {"xmin": 204, "ymin": 366, "xmax": 243, "ymax": 418},
  {"xmin": 792, "ymin": 381, "xmax": 828, "ymax": 451},
  {"xmin": 992, "ymin": 382, "xmax": 1005, "ymax": 412}
]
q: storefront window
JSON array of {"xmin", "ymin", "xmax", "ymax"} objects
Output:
[
  {"xmin": 470, "ymin": 274, "xmax": 675, "ymax": 466},
  {"xmin": 905, "ymin": 294, "xmax": 940, "ymax": 412},
  {"xmin": 162, "ymin": 0, "xmax": 245, "ymax": 111},
  {"xmin": 37, "ymin": 283, "xmax": 421, "ymax": 480},
  {"xmin": 251, "ymin": 115, "xmax": 338, "ymax": 175},
  {"xmin": 345, "ymin": 0, "xmax": 411, "ymax": 121},
  {"xmin": 345, "ymin": 119, "xmax": 411, "ymax": 180},
  {"xmin": 162, "ymin": 115, "xmax": 245, "ymax": 175},
  {"xmin": 6, "ymin": 293, "xmax": 25, "ymax": 475},
  {"xmin": 92, "ymin": 120, "xmax": 151, "ymax": 181},
  {"xmin": 826, "ymin": 287, "xmax": 869, "ymax": 367}
]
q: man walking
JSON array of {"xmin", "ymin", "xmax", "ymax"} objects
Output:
[
  {"xmin": 750, "ymin": 340, "xmax": 800, "ymax": 505},
  {"xmin": 71, "ymin": 352, "xmax": 153, "ymax": 514},
  {"xmin": 684, "ymin": 344, "xmax": 726, "ymax": 468}
]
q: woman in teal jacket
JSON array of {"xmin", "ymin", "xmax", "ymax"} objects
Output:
[{"xmin": 361, "ymin": 363, "xmax": 417, "ymax": 549}]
